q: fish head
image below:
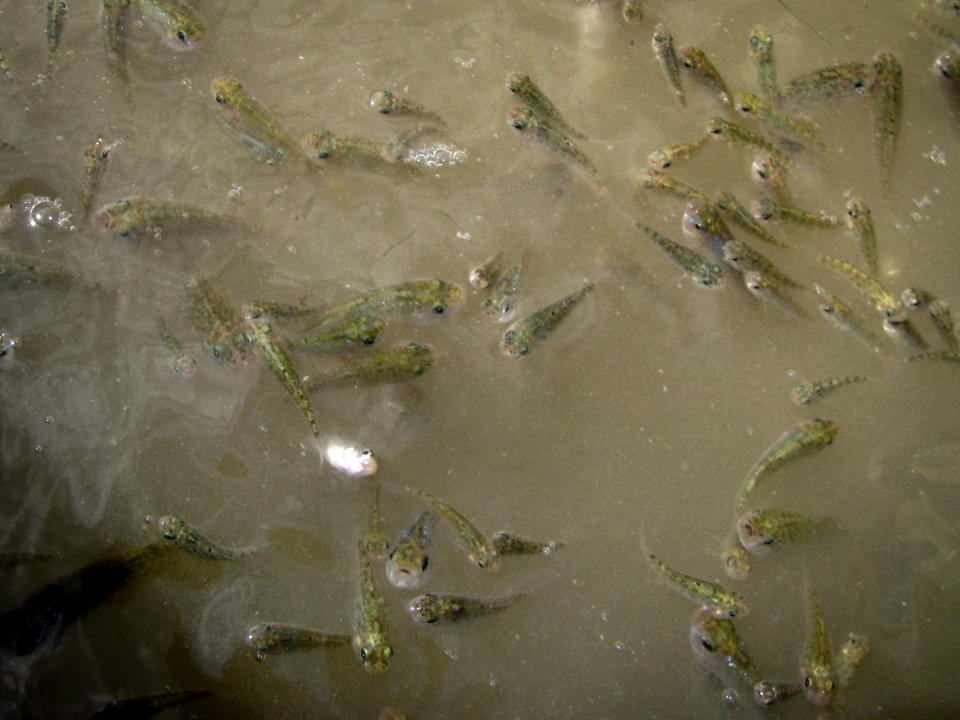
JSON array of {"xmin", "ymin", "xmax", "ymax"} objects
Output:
[
  {"xmin": 749, "ymin": 26, "xmax": 773, "ymax": 59},
  {"xmin": 407, "ymin": 594, "xmax": 442, "ymax": 623},
  {"xmin": 736, "ymin": 512, "xmax": 776, "ymax": 555},
  {"xmin": 386, "ymin": 548, "xmax": 429, "ymax": 590},
  {"xmin": 154, "ymin": 11, "xmax": 205, "ymax": 51},
  {"xmin": 721, "ymin": 546, "xmax": 751, "ymax": 580},
  {"xmin": 369, "ymin": 90, "xmax": 394, "ymax": 113},
  {"xmin": 300, "ymin": 130, "xmax": 337, "ymax": 159},
  {"xmin": 621, "ymin": 1, "xmax": 642, "ymax": 23},
  {"xmin": 651, "ymin": 23, "xmax": 671, "ymax": 50},
  {"xmin": 211, "ymin": 77, "xmax": 246, "ymax": 117},
  {"xmin": 743, "ymin": 271, "xmax": 773, "ymax": 299},
  {"xmin": 752, "ymin": 199, "xmax": 777, "ymax": 221},
  {"xmin": 504, "ymin": 72, "xmax": 530, "ymax": 96},
  {"xmin": 500, "ymin": 328, "xmax": 531, "ymax": 358},
  {"xmin": 705, "ymin": 116, "xmax": 726, "ymax": 138},
  {"xmin": 470, "ymin": 548, "xmax": 502, "ymax": 571},
  {"xmin": 93, "ymin": 198, "xmax": 136, "ymax": 237},
  {"xmin": 734, "ymin": 92, "xmax": 760, "ymax": 117},
  {"xmin": 678, "ymin": 45, "xmax": 702, "ymax": 70},
  {"xmin": 934, "ymin": 50, "xmax": 960, "ymax": 81},
  {"xmin": 356, "ymin": 636, "xmax": 393, "ymax": 671},
  {"xmin": 417, "ymin": 280, "xmax": 464, "ymax": 316},
  {"xmin": 882, "ymin": 301, "xmax": 908, "ymax": 323},
  {"xmin": 157, "ymin": 514, "xmax": 185, "ymax": 541},
  {"xmin": 801, "ymin": 664, "xmax": 836, "ymax": 706},
  {"xmin": 506, "ymin": 106, "xmax": 538, "ymax": 132}
]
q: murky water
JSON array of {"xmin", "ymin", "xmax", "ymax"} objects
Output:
[{"xmin": 1, "ymin": 1, "xmax": 959, "ymax": 718}]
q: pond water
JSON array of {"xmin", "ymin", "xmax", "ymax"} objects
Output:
[{"xmin": 1, "ymin": 1, "xmax": 959, "ymax": 718}]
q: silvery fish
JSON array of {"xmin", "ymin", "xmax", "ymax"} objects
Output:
[
  {"xmin": 638, "ymin": 223, "xmax": 724, "ymax": 289},
  {"xmin": 734, "ymin": 92, "xmax": 825, "ymax": 149},
  {"xmin": 101, "ymin": 0, "xmax": 131, "ymax": 83},
  {"xmin": 753, "ymin": 680, "xmax": 802, "ymax": 707},
  {"xmin": 754, "ymin": 198, "xmax": 837, "ymax": 227},
  {"xmin": 706, "ymin": 117, "xmax": 791, "ymax": 167},
  {"xmin": 417, "ymin": 490, "xmax": 500, "ymax": 570},
  {"xmin": 715, "ymin": 191, "xmax": 786, "ymax": 247},
  {"xmin": 506, "ymin": 107, "xmax": 602, "ymax": 190},
  {"xmin": 295, "ymin": 315, "xmax": 386, "ymax": 352},
  {"xmin": 505, "ymin": 72, "xmax": 586, "ymax": 139},
  {"xmin": 679, "ymin": 45, "xmax": 731, "ymax": 105},
  {"xmin": 836, "ymin": 632, "xmax": 868, "ymax": 689},
  {"xmin": 212, "ymin": 76, "xmax": 306, "ymax": 166},
  {"xmin": 750, "ymin": 153, "xmax": 790, "ymax": 203},
  {"xmin": 469, "ymin": 251, "xmax": 504, "ymax": 289},
  {"xmin": 93, "ymin": 196, "xmax": 228, "ymax": 238},
  {"xmin": 819, "ymin": 255, "xmax": 906, "ymax": 322},
  {"xmin": 492, "ymin": 531, "xmax": 562, "ymax": 556},
  {"xmin": 723, "ymin": 239, "xmax": 801, "ymax": 289},
  {"xmin": 81, "ymin": 136, "xmax": 121, "ymax": 219},
  {"xmin": 156, "ymin": 316, "xmax": 197, "ymax": 379},
  {"xmin": 647, "ymin": 136, "xmax": 709, "ymax": 170},
  {"xmin": 408, "ymin": 592, "xmax": 525, "ymax": 623},
  {"xmin": 362, "ymin": 483, "xmax": 388, "ymax": 561},
  {"xmin": 743, "ymin": 270, "xmax": 809, "ymax": 318},
  {"xmin": 790, "ymin": 376, "xmax": 867, "ymax": 406},
  {"xmin": 638, "ymin": 169, "xmax": 708, "ymax": 201},
  {"xmin": 0, "ymin": 249, "xmax": 80, "ymax": 289},
  {"xmin": 324, "ymin": 438, "xmax": 378, "ymax": 477},
  {"xmin": 158, "ymin": 515, "xmax": 249, "ymax": 560},
  {"xmin": 185, "ymin": 277, "xmax": 248, "ymax": 364},
  {"xmin": 500, "ymin": 282, "xmax": 594, "ymax": 357},
  {"xmin": 46, "ymin": 1, "xmax": 68, "ymax": 73},
  {"xmin": 778, "ymin": 62, "xmax": 870, "ymax": 107},
  {"xmin": 304, "ymin": 280, "xmax": 463, "ymax": 332},
  {"xmin": 844, "ymin": 198, "xmax": 878, "ymax": 276},
  {"xmin": 690, "ymin": 607, "xmax": 762, "ymax": 688},
  {"xmin": 140, "ymin": 0, "xmax": 204, "ymax": 51},
  {"xmin": 813, "ymin": 283, "xmax": 883, "ymax": 349},
  {"xmin": 306, "ymin": 342, "xmax": 433, "ymax": 389},
  {"xmin": 652, "ymin": 24, "xmax": 685, "ymax": 107},
  {"xmin": 246, "ymin": 623, "xmax": 350, "ymax": 661},
  {"xmin": 482, "ymin": 258, "xmax": 524, "ymax": 322},
  {"xmin": 386, "ymin": 510, "xmax": 434, "ymax": 590}
]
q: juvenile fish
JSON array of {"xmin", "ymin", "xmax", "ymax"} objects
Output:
[
  {"xmin": 790, "ymin": 376, "xmax": 867, "ymax": 406},
  {"xmin": 500, "ymin": 282, "xmax": 595, "ymax": 357},
  {"xmin": 637, "ymin": 169, "xmax": 708, "ymax": 201},
  {"xmin": 101, "ymin": 0, "xmax": 131, "ymax": 83},
  {"xmin": 301, "ymin": 129, "xmax": 420, "ymax": 172},
  {"xmin": 324, "ymin": 438, "xmax": 378, "ymax": 477},
  {"xmin": 482, "ymin": 258, "xmax": 524, "ymax": 322},
  {"xmin": 836, "ymin": 632, "xmax": 868, "ymax": 689},
  {"xmin": 86, "ymin": 690, "xmax": 213, "ymax": 719},
  {"xmin": 679, "ymin": 46, "xmax": 731, "ymax": 105},
  {"xmin": 813, "ymin": 283, "xmax": 883, "ymax": 349},
  {"xmin": 246, "ymin": 623, "xmax": 350, "ymax": 661},
  {"xmin": 621, "ymin": 0, "xmax": 643, "ymax": 24},
  {"xmin": 0, "ymin": 249, "xmax": 80, "ymax": 288},
  {"xmin": 305, "ymin": 280, "xmax": 463, "ymax": 332},
  {"xmin": 723, "ymin": 240, "xmax": 802, "ymax": 290},
  {"xmin": 408, "ymin": 592, "xmax": 525, "ymax": 623},
  {"xmin": 158, "ymin": 515, "xmax": 248, "ymax": 560},
  {"xmin": 0, "ymin": 40, "xmax": 11, "ymax": 80},
  {"xmin": 307, "ymin": 342, "xmax": 433, "ymax": 389},
  {"xmin": 81, "ymin": 136, "xmax": 121, "ymax": 219},
  {"xmin": 643, "ymin": 539, "xmax": 750, "ymax": 618},
  {"xmin": 369, "ymin": 90, "xmax": 445, "ymax": 127},
  {"xmin": 505, "ymin": 72, "xmax": 586, "ymax": 139},
  {"xmin": 715, "ymin": 191, "xmax": 786, "ymax": 247},
  {"xmin": 753, "ymin": 680, "xmax": 802, "ymax": 707},
  {"xmin": 295, "ymin": 314, "xmax": 385, "ymax": 352},
  {"xmin": 845, "ymin": 198, "xmax": 878, "ymax": 276},
  {"xmin": 883, "ymin": 317, "xmax": 929, "ymax": 353},
  {"xmin": 156, "ymin": 316, "xmax": 196, "ymax": 379},
  {"xmin": 681, "ymin": 198, "xmax": 734, "ymax": 255},
  {"xmin": 354, "ymin": 539, "xmax": 393, "ymax": 672},
  {"xmin": 638, "ymin": 223, "xmax": 724, "ymax": 289},
  {"xmin": 737, "ymin": 418, "xmax": 838, "ymax": 509},
  {"xmin": 801, "ymin": 587, "xmax": 836, "ymax": 706},
  {"xmin": 754, "ymin": 198, "xmax": 837, "ymax": 227},
  {"xmin": 737, "ymin": 508, "xmax": 839, "ymax": 555},
  {"xmin": 386, "ymin": 511, "xmax": 434, "ymax": 589},
  {"xmin": 706, "ymin": 117, "xmax": 791, "ymax": 167},
  {"xmin": 647, "ymin": 136, "xmax": 709, "ymax": 170},
  {"xmin": 690, "ymin": 607, "xmax": 762, "ymax": 688},
  {"xmin": 469, "ymin": 251, "xmax": 504, "ymax": 289},
  {"xmin": 506, "ymin": 107, "xmax": 602, "ymax": 190},
  {"xmin": 211, "ymin": 76, "xmax": 305, "ymax": 165},
  {"xmin": 140, "ymin": 0, "xmax": 204, "ymax": 51},
  {"xmin": 934, "ymin": 49, "xmax": 960, "ymax": 113},
  {"xmin": 748, "ymin": 25, "xmax": 777, "ymax": 102},
  {"xmin": 93, "ymin": 195, "xmax": 227, "ymax": 238},
  {"xmin": 417, "ymin": 490, "xmax": 500, "ymax": 570},
  {"xmin": 652, "ymin": 24, "xmax": 685, "ymax": 107},
  {"xmin": 869, "ymin": 51, "xmax": 903, "ymax": 184},
  {"xmin": 750, "ymin": 153, "xmax": 791, "ymax": 202},
  {"xmin": 243, "ymin": 302, "xmax": 320, "ymax": 437},
  {"xmin": 778, "ymin": 62, "xmax": 870, "ymax": 107},
  {"xmin": 735, "ymin": 92, "xmax": 825, "ymax": 149},
  {"xmin": 743, "ymin": 271, "xmax": 809, "ymax": 318},
  {"xmin": 46, "ymin": 1, "xmax": 68, "ymax": 73},
  {"xmin": 909, "ymin": 350, "xmax": 960, "ymax": 362},
  {"xmin": 492, "ymin": 531, "xmax": 562, "ymax": 556},
  {"xmin": 928, "ymin": 299, "xmax": 958, "ymax": 349},
  {"xmin": 720, "ymin": 540, "xmax": 751, "ymax": 581},
  {"xmin": 185, "ymin": 277, "xmax": 247, "ymax": 364},
  {"xmin": 900, "ymin": 286, "xmax": 933, "ymax": 310},
  {"xmin": 819, "ymin": 255, "xmax": 906, "ymax": 321}
]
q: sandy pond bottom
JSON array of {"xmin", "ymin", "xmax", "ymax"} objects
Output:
[{"xmin": 1, "ymin": 1, "xmax": 960, "ymax": 718}]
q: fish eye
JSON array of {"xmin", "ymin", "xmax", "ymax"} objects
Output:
[
  {"xmin": 700, "ymin": 637, "xmax": 716, "ymax": 652},
  {"xmin": 361, "ymin": 647, "xmax": 371, "ymax": 661},
  {"xmin": 433, "ymin": 304, "xmax": 444, "ymax": 314},
  {"xmin": 804, "ymin": 677, "xmax": 813, "ymax": 688},
  {"xmin": 384, "ymin": 646, "xmax": 393, "ymax": 658},
  {"xmin": 420, "ymin": 557, "xmax": 429, "ymax": 571},
  {"xmin": 177, "ymin": 30, "xmax": 188, "ymax": 43},
  {"xmin": 215, "ymin": 93, "xmax": 226, "ymax": 104}
]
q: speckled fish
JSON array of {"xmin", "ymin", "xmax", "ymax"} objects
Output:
[
  {"xmin": 101, "ymin": 0, "xmax": 131, "ymax": 83},
  {"xmin": 638, "ymin": 223, "xmax": 724, "ymax": 289},
  {"xmin": 744, "ymin": 271, "xmax": 808, "ymax": 317},
  {"xmin": 324, "ymin": 438, "xmax": 378, "ymax": 477},
  {"xmin": 737, "ymin": 508, "xmax": 839, "ymax": 556},
  {"xmin": 706, "ymin": 117, "xmax": 791, "ymax": 167},
  {"xmin": 682, "ymin": 198, "xmax": 735, "ymax": 256},
  {"xmin": 679, "ymin": 45, "xmax": 731, "ymax": 105},
  {"xmin": 492, "ymin": 531, "xmax": 562, "ymax": 556},
  {"xmin": 417, "ymin": 490, "xmax": 500, "ymax": 570},
  {"xmin": 909, "ymin": 350, "xmax": 960, "ymax": 363},
  {"xmin": 690, "ymin": 607, "xmax": 762, "ymax": 688},
  {"xmin": 737, "ymin": 418, "xmax": 838, "ymax": 509},
  {"xmin": 754, "ymin": 199, "xmax": 837, "ymax": 227},
  {"xmin": 844, "ymin": 198, "xmax": 878, "ymax": 276},
  {"xmin": 46, "ymin": 1, "xmax": 68, "ymax": 73},
  {"xmin": 140, "ymin": 0, "xmax": 203, "ymax": 50},
  {"xmin": 0, "ymin": 40, "xmax": 11, "ymax": 80},
  {"xmin": 621, "ymin": 0, "xmax": 643, "ymax": 24},
  {"xmin": 93, "ymin": 195, "xmax": 227, "ymax": 238},
  {"xmin": 869, "ymin": 51, "xmax": 903, "ymax": 184},
  {"xmin": 0, "ymin": 249, "xmax": 80, "ymax": 288},
  {"xmin": 506, "ymin": 107, "xmax": 602, "ymax": 190},
  {"xmin": 813, "ymin": 283, "xmax": 883, "ymax": 349},
  {"xmin": 777, "ymin": 62, "xmax": 870, "ymax": 107},
  {"xmin": 750, "ymin": 153, "xmax": 791, "ymax": 202},
  {"xmin": 836, "ymin": 632, "xmax": 868, "ymax": 689},
  {"xmin": 156, "ymin": 316, "xmax": 196, "ymax": 378},
  {"xmin": 386, "ymin": 510, "xmax": 434, "ymax": 589},
  {"xmin": 753, "ymin": 680, "xmax": 802, "ymax": 707},
  {"xmin": 301, "ymin": 129, "xmax": 420, "ymax": 172},
  {"xmin": 723, "ymin": 241, "xmax": 801, "ymax": 288},
  {"xmin": 500, "ymin": 281, "xmax": 594, "ymax": 358},
  {"xmin": 928, "ymin": 299, "xmax": 958, "ymax": 348},
  {"xmin": 86, "ymin": 690, "xmax": 213, "ymax": 719},
  {"xmin": 369, "ymin": 89, "xmax": 446, "ymax": 127},
  {"xmin": 304, "ymin": 280, "xmax": 464, "ymax": 332},
  {"xmin": 801, "ymin": 587, "xmax": 836, "ymax": 706},
  {"xmin": 482, "ymin": 258, "xmax": 524, "ymax": 322},
  {"xmin": 242, "ymin": 302, "xmax": 319, "ymax": 437},
  {"xmin": 469, "ymin": 251, "xmax": 504, "ymax": 289},
  {"xmin": 362, "ymin": 483, "xmax": 389, "ymax": 561},
  {"xmin": 819, "ymin": 255, "xmax": 906, "ymax": 321},
  {"xmin": 211, "ymin": 77, "xmax": 305, "ymax": 166},
  {"xmin": 642, "ymin": 538, "xmax": 749, "ymax": 618},
  {"xmin": 185, "ymin": 277, "xmax": 247, "ymax": 363},
  {"xmin": 81, "ymin": 136, "xmax": 121, "ymax": 218},
  {"xmin": 735, "ymin": 92, "xmax": 825, "ymax": 149},
  {"xmin": 0, "ymin": 542, "xmax": 168, "ymax": 656},
  {"xmin": 652, "ymin": 24, "xmax": 685, "ymax": 107},
  {"xmin": 748, "ymin": 25, "xmax": 777, "ymax": 102},
  {"xmin": 245, "ymin": 623, "xmax": 350, "ymax": 661},
  {"xmin": 295, "ymin": 315, "xmax": 386, "ymax": 352},
  {"xmin": 505, "ymin": 72, "xmax": 586, "ymax": 139},
  {"xmin": 158, "ymin": 514, "xmax": 249, "ymax": 560},
  {"xmin": 647, "ymin": 136, "xmax": 709, "ymax": 170},
  {"xmin": 790, "ymin": 376, "xmax": 867, "ymax": 406},
  {"xmin": 307, "ymin": 342, "xmax": 433, "ymax": 389},
  {"xmin": 354, "ymin": 538, "xmax": 393, "ymax": 672},
  {"xmin": 715, "ymin": 191, "xmax": 786, "ymax": 247},
  {"xmin": 408, "ymin": 592, "xmax": 525, "ymax": 623},
  {"xmin": 637, "ymin": 169, "xmax": 708, "ymax": 201}
]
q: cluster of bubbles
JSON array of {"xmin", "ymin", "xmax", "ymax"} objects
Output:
[
  {"xmin": 17, "ymin": 194, "xmax": 75, "ymax": 232},
  {"xmin": 407, "ymin": 141, "xmax": 469, "ymax": 168}
]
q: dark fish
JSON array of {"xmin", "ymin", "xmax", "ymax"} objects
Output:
[{"xmin": 86, "ymin": 689, "xmax": 213, "ymax": 719}]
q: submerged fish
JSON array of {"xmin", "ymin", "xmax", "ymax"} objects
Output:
[
  {"xmin": 506, "ymin": 107, "xmax": 602, "ymax": 190},
  {"xmin": 754, "ymin": 198, "xmax": 837, "ymax": 227},
  {"xmin": 469, "ymin": 251, "xmax": 504, "ymax": 289},
  {"xmin": 185, "ymin": 277, "xmax": 247, "ymax": 364},
  {"xmin": 801, "ymin": 587, "xmax": 836, "ymax": 706},
  {"xmin": 621, "ymin": 0, "xmax": 643, "ymax": 24},
  {"xmin": 158, "ymin": 515, "xmax": 248, "ymax": 560},
  {"xmin": 651, "ymin": 24, "xmax": 684, "ymax": 107},
  {"xmin": 735, "ymin": 92, "xmax": 825, "ymax": 149},
  {"xmin": 408, "ymin": 592, "xmax": 526, "ymax": 623},
  {"xmin": 720, "ymin": 539, "xmax": 751, "ymax": 581},
  {"xmin": 647, "ymin": 136, "xmax": 709, "ymax": 170},
  {"xmin": 81, "ymin": 136, "xmax": 121, "ymax": 219},
  {"xmin": 748, "ymin": 25, "xmax": 777, "ymax": 102},
  {"xmin": 777, "ymin": 62, "xmax": 870, "ymax": 107},
  {"xmin": 790, "ymin": 376, "xmax": 866, "ymax": 406},
  {"xmin": 304, "ymin": 280, "xmax": 463, "ymax": 332},
  {"xmin": 883, "ymin": 317, "xmax": 930, "ymax": 353},
  {"xmin": 211, "ymin": 76, "xmax": 305, "ymax": 165},
  {"xmin": 369, "ymin": 89, "xmax": 445, "ymax": 127},
  {"xmin": 682, "ymin": 198, "xmax": 734, "ymax": 255},
  {"xmin": 679, "ymin": 45, "xmax": 731, "ymax": 105},
  {"xmin": 500, "ymin": 282, "xmax": 594, "ymax": 358},
  {"xmin": 743, "ymin": 270, "xmax": 808, "ymax": 317},
  {"xmin": 156, "ymin": 316, "xmax": 197, "ymax": 379},
  {"xmin": 140, "ymin": 0, "xmax": 204, "ymax": 51},
  {"xmin": 637, "ymin": 169, "xmax": 708, "ymax": 201},
  {"xmin": 417, "ymin": 490, "xmax": 500, "ymax": 570},
  {"xmin": 324, "ymin": 439, "xmax": 378, "ymax": 477},
  {"xmin": 246, "ymin": 623, "xmax": 350, "ymax": 661},
  {"xmin": 386, "ymin": 511, "xmax": 434, "ymax": 589},
  {"xmin": 737, "ymin": 508, "xmax": 839, "ymax": 555},
  {"xmin": 844, "ymin": 198, "xmax": 878, "ymax": 276},
  {"xmin": 715, "ymin": 191, "xmax": 786, "ymax": 247},
  {"xmin": 638, "ymin": 223, "xmax": 724, "ymax": 289},
  {"xmin": 295, "ymin": 315, "xmax": 385, "ymax": 352},
  {"xmin": 750, "ymin": 152, "xmax": 791, "ymax": 202},
  {"xmin": 819, "ymin": 255, "xmax": 906, "ymax": 322},
  {"xmin": 869, "ymin": 51, "xmax": 903, "ymax": 184},
  {"xmin": 909, "ymin": 350, "xmax": 960, "ymax": 363},
  {"xmin": 928, "ymin": 299, "xmax": 958, "ymax": 348},
  {"xmin": 482, "ymin": 258, "xmax": 524, "ymax": 322},
  {"xmin": 101, "ymin": 0, "xmax": 131, "ymax": 83},
  {"xmin": 354, "ymin": 538, "xmax": 393, "ymax": 672},
  {"xmin": 690, "ymin": 607, "xmax": 762, "ymax": 688},
  {"xmin": 492, "ymin": 531, "xmax": 562, "ymax": 556},
  {"xmin": 737, "ymin": 418, "xmax": 838, "ymax": 509},
  {"xmin": 86, "ymin": 689, "xmax": 213, "ymax": 719},
  {"xmin": 46, "ymin": 1, "xmax": 68, "ymax": 73},
  {"xmin": 706, "ymin": 117, "xmax": 791, "ymax": 167},
  {"xmin": 362, "ymin": 483, "xmax": 389, "ymax": 561},
  {"xmin": 0, "ymin": 249, "xmax": 80, "ymax": 288},
  {"xmin": 307, "ymin": 342, "xmax": 433, "ymax": 389},
  {"xmin": 300, "ymin": 129, "xmax": 420, "ymax": 171},
  {"xmin": 836, "ymin": 632, "xmax": 869, "ymax": 689},
  {"xmin": 0, "ymin": 40, "xmax": 11, "ymax": 80},
  {"xmin": 93, "ymin": 195, "xmax": 227, "ymax": 238},
  {"xmin": 813, "ymin": 283, "xmax": 883, "ymax": 349},
  {"xmin": 505, "ymin": 72, "xmax": 586, "ymax": 139},
  {"xmin": 753, "ymin": 680, "xmax": 802, "ymax": 707}
]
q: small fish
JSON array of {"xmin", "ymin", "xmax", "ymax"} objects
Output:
[
  {"xmin": 362, "ymin": 483, "xmax": 389, "ymax": 561},
  {"xmin": 647, "ymin": 136, "xmax": 709, "ymax": 170},
  {"xmin": 844, "ymin": 198, "xmax": 878, "ymax": 276},
  {"xmin": 93, "ymin": 195, "xmax": 227, "ymax": 238},
  {"xmin": 678, "ymin": 45, "xmax": 731, "ymax": 105},
  {"xmin": 505, "ymin": 72, "xmax": 586, "ymax": 139},
  {"xmin": 386, "ymin": 510, "xmax": 434, "ymax": 589},
  {"xmin": 737, "ymin": 418, "xmax": 838, "ymax": 509},
  {"xmin": 0, "ymin": 40, "xmax": 12, "ymax": 80},
  {"xmin": 681, "ymin": 198, "xmax": 734, "ymax": 256},
  {"xmin": 750, "ymin": 153, "xmax": 791, "ymax": 203},
  {"xmin": 156, "ymin": 316, "xmax": 197, "ymax": 379},
  {"xmin": 690, "ymin": 607, "xmax": 762, "ymax": 688},
  {"xmin": 408, "ymin": 592, "xmax": 525, "ymax": 623},
  {"xmin": 500, "ymin": 282, "xmax": 594, "ymax": 357},
  {"xmin": 369, "ymin": 89, "xmax": 446, "ymax": 127},
  {"xmin": 492, "ymin": 531, "xmax": 562, "ymax": 556},
  {"xmin": 301, "ymin": 129, "xmax": 419, "ymax": 171},
  {"xmin": 101, "ymin": 0, "xmax": 131, "ymax": 83},
  {"xmin": 652, "ymin": 24, "xmax": 685, "ymax": 107},
  {"xmin": 915, "ymin": 13, "xmax": 960, "ymax": 48},
  {"xmin": 211, "ymin": 77, "xmax": 305, "ymax": 166},
  {"xmin": 482, "ymin": 258, "xmax": 524, "ymax": 322},
  {"xmin": 506, "ymin": 107, "xmax": 602, "ymax": 190},
  {"xmin": 140, "ymin": 0, "xmax": 204, "ymax": 51},
  {"xmin": 753, "ymin": 680, "xmax": 802, "ymax": 707},
  {"xmin": 819, "ymin": 255, "xmax": 906, "ymax": 322},
  {"xmin": 801, "ymin": 586, "xmax": 836, "ymax": 707},
  {"xmin": 720, "ymin": 541, "xmax": 751, "ymax": 581},
  {"xmin": 643, "ymin": 538, "xmax": 750, "ymax": 618},
  {"xmin": 909, "ymin": 350, "xmax": 960, "ymax": 362},
  {"xmin": 158, "ymin": 515, "xmax": 247, "ymax": 560},
  {"xmin": 706, "ymin": 117, "xmax": 791, "ymax": 167},
  {"xmin": 46, "ymin": 1, "xmax": 68, "ymax": 73},
  {"xmin": 295, "ymin": 315, "xmax": 386, "ymax": 352},
  {"xmin": 81, "ymin": 136, "xmax": 121, "ymax": 219},
  {"xmin": 638, "ymin": 223, "xmax": 724, "ymax": 289},
  {"xmin": 754, "ymin": 198, "xmax": 837, "ymax": 227},
  {"xmin": 0, "ymin": 249, "xmax": 80, "ymax": 288},
  {"xmin": 737, "ymin": 508, "xmax": 839, "ymax": 555},
  {"xmin": 469, "ymin": 251, "xmax": 504, "ymax": 289},
  {"xmin": 813, "ymin": 283, "xmax": 883, "ymax": 349},
  {"xmin": 243, "ymin": 302, "xmax": 320, "ymax": 437},
  {"xmin": 743, "ymin": 270, "xmax": 809, "ymax": 318},
  {"xmin": 304, "ymin": 280, "xmax": 464, "ymax": 332},
  {"xmin": 883, "ymin": 317, "xmax": 929, "ymax": 353},
  {"xmin": 836, "ymin": 632, "xmax": 868, "ymax": 689},
  {"xmin": 735, "ymin": 92, "xmax": 824, "ymax": 149},
  {"xmin": 307, "ymin": 342, "xmax": 433, "ymax": 389},
  {"xmin": 185, "ymin": 277, "xmax": 248, "ymax": 364},
  {"xmin": 869, "ymin": 51, "xmax": 903, "ymax": 184},
  {"xmin": 900, "ymin": 287, "xmax": 932, "ymax": 310},
  {"xmin": 86, "ymin": 690, "xmax": 213, "ymax": 719},
  {"xmin": 748, "ymin": 25, "xmax": 777, "ymax": 102},
  {"xmin": 246, "ymin": 623, "xmax": 351, "ymax": 661},
  {"xmin": 637, "ymin": 169, "xmax": 708, "ymax": 201},
  {"xmin": 621, "ymin": 0, "xmax": 643, "ymax": 24},
  {"xmin": 417, "ymin": 490, "xmax": 500, "ymax": 570},
  {"xmin": 726, "ymin": 240, "xmax": 804, "ymax": 288},
  {"xmin": 933, "ymin": 50, "xmax": 960, "ymax": 113},
  {"xmin": 790, "ymin": 376, "xmax": 867, "ymax": 406},
  {"xmin": 928, "ymin": 299, "xmax": 958, "ymax": 349},
  {"xmin": 354, "ymin": 538, "xmax": 393, "ymax": 672},
  {"xmin": 715, "ymin": 191, "xmax": 786, "ymax": 247},
  {"xmin": 777, "ymin": 62, "xmax": 870, "ymax": 107},
  {"xmin": 324, "ymin": 438, "xmax": 378, "ymax": 477}
]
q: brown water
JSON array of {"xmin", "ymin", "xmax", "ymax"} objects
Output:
[{"xmin": 1, "ymin": 1, "xmax": 959, "ymax": 718}]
